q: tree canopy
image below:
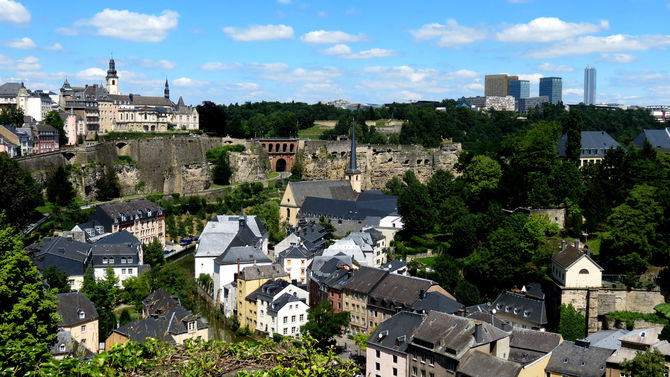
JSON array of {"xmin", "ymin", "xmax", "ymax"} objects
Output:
[
  {"xmin": 0, "ymin": 153, "xmax": 43, "ymax": 227},
  {"xmin": 96, "ymin": 165, "xmax": 121, "ymax": 201},
  {"xmin": 46, "ymin": 165, "xmax": 76, "ymax": 207},
  {"xmin": 621, "ymin": 349, "xmax": 667, "ymax": 377},
  {"xmin": 302, "ymin": 300, "xmax": 350, "ymax": 345}
]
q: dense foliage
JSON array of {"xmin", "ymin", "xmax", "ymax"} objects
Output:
[
  {"xmin": 43, "ymin": 110, "xmax": 67, "ymax": 146},
  {"xmin": 46, "ymin": 165, "xmax": 76, "ymax": 207},
  {"xmin": 558, "ymin": 304, "xmax": 586, "ymax": 341},
  {"xmin": 0, "ymin": 153, "xmax": 43, "ymax": 228},
  {"xmin": 96, "ymin": 165, "xmax": 121, "ymax": 201},
  {"xmin": 143, "ymin": 238, "xmax": 165, "ymax": 268},
  {"xmin": 0, "ymin": 106, "xmax": 24, "ymax": 127},
  {"xmin": 82, "ymin": 266, "xmax": 120, "ymax": 339},
  {"xmin": 302, "ymin": 300, "xmax": 351, "ymax": 345},
  {"xmin": 621, "ymin": 349, "xmax": 667, "ymax": 377}
]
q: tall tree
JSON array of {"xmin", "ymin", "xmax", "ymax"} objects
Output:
[
  {"xmin": 0, "ymin": 216, "xmax": 59, "ymax": 373},
  {"xmin": 621, "ymin": 349, "xmax": 667, "ymax": 377},
  {"xmin": 212, "ymin": 152, "xmax": 233, "ymax": 186},
  {"xmin": 0, "ymin": 153, "xmax": 43, "ymax": 227},
  {"xmin": 301, "ymin": 300, "xmax": 350, "ymax": 345},
  {"xmin": 82, "ymin": 266, "xmax": 120, "ymax": 339},
  {"xmin": 44, "ymin": 110, "xmax": 67, "ymax": 146},
  {"xmin": 96, "ymin": 165, "xmax": 121, "ymax": 201},
  {"xmin": 558, "ymin": 303, "xmax": 586, "ymax": 341},
  {"xmin": 42, "ymin": 265, "xmax": 71, "ymax": 293},
  {"xmin": 142, "ymin": 238, "xmax": 164, "ymax": 268},
  {"xmin": 398, "ymin": 171, "xmax": 436, "ymax": 235},
  {"xmin": 46, "ymin": 165, "xmax": 76, "ymax": 206},
  {"xmin": 564, "ymin": 111, "xmax": 583, "ymax": 164},
  {"xmin": 0, "ymin": 106, "xmax": 24, "ymax": 127}
]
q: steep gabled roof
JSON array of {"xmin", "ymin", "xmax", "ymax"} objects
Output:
[
  {"xmin": 367, "ymin": 311, "xmax": 424, "ymax": 353},
  {"xmin": 56, "ymin": 292, "xmax": 99, "ymax": 327},
  {"xmin": 238, "ymin": 263, "xmax": 287, "ymax": 281},
  {"xmin": 412, "ymin": 291, "xmax": 464, "ymax": 315},
  {"xmin": 341, "ymin": 266, "xmax": 388, "ymax": 294},
  {"xmin": 634, "ymin": 127, "xmax": 670, "ymax": 150},
  {"xmin": 267, "ymin": 293, "xmax": 307, "ymax": 315},
  {"xmin": 546, "ymin": 341, "xmax": 613, "ymax": 377},
  {"xmin": 369, "ymin": 273, "xmax": 436, "ymax": 308},
  {"xmin": 214, "ymin": 246, "xmax": 271, "ymax": 266},
  {"xmin": 26, "ymin": 236, "xmax": 91, "ymax": 276},
  {"xmin": 509, "ymin": 328, "xmax": 562, "ymax": 365},
  {"xmin": 457, "ymin": 350, "xmax": 522, "ymax": 377},
  {"xmin": 492, "ymin": 290, "xmax": 547, "ymax": 326},
  {"xmin": 552, "ymin": 244, "xmax": 603, "ymax": 271},
  {"xmin": 287, "ymin": 180, "xmax": 357, "ymax": 207},
  {"xmin": 143, "ymin": 288, "xmax": 181, "ymax": 318}
]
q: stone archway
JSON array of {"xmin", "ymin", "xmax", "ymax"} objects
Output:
[{"xmin": 276, "ymin": 158, "xmax": 287, "ymax": 172}]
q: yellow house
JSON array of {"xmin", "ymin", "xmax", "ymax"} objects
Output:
[
  {"xmin": 236, "ymin": 264, "xmax": 289, "ymax": 330},
  {"xmin": 279, "ymin": 180, "xmax": 357, "ymax": 226},
  {"xmin": 56, "ymin": 292, "xmax": 99, "ymax": 354}
]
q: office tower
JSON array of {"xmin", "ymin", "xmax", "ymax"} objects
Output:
[
  {"xmin": 485, "ymin": 74, "xmax": 519, "ymax": 97},
  {"xmin": 584, "ymin": 66, "xmax": 596, "ymax": 105},
  {"xmin": 539, "ymin": 77, "xmax": 562, "ymax": 105},
  {"xmin": 508, "ymin": 80, "xmax": 530, "ymax": 102}
]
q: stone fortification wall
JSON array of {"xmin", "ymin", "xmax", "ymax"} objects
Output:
[{"xmin": 300, "ymin": 140, "xmax": 461, "ymax": 190}]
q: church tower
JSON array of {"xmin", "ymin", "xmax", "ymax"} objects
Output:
[
  {"xmin": 345, "ymin": 120, "xmax": 362, "ymax": 193},
  {"xmin": 164, "ymin": 79, "xmax": 170, "ymax": 99},
  {"xmin": 106, "ymin": 57, "xmax": 119, "ymax": 95}
]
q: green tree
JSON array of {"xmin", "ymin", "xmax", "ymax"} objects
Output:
[
  {"xmin": 44, "ymin": 110, "xmax": 67, "ymax": 146},
  {"xmin": 96, "ymin": 165, "xmax": 121, "ymax": 201},
  {"xmin": 46, "ymin": 165, "xmax": 76, "ymax": 206},
  {"xmin": 564, "ymin": 111, "xmax": 583, "ymax": 164},
  {"xmin": 659, "ymin": 324, "xmax": 670, "ymax": 342},
  {"xmin": 290, "ymin": 157, "xmax": 303, "ymax": 181},
  {"xmin": 353, "ymin": 331, "xmax": 372, "ymax": 351},
  {"xmin": 454, "ymin": 280, "xmax": 481, "ymax": 307},
  {"xmin": 119, "ymin": 309, "xmax": 133, "ymax": 327},
  {"xmin": 621, "ymin": 349, "xmax": 667, "ymax": 377},
  {"xmin": 143, "ymin": 238, "xmax": 164, "ymax": 268},
  {"xmin": 42, "ymin": 264, "xmax": 70, "ymax": 293},
  {"xmin": 0, "ymin": 216, "xmax": 59, "ymax": 373},
  {"xmin": 558, "ymin": 304, "xmax": 586, "ymax": 341},
  {"xmin": 462, "ymin": 155, "xmax": 502, "ymax": 205},
  {"xmin": 0, "ymin": 106, "xmax": 24, "ymax": 127},
  {"xmin": 82, "ymin": 266, "xmax": 120, "ymax": 339},
  {"xmin": 248, "ymin": 200, "xmax": 286, "ymax": 244},
  {"xmin": 398, "ymin": 172, "xmax": 436, "ymax": 235},
  {"xmin": 212, "ymin": 152, "xmax": 233, "ymax": 186},
  {"xmin": 0, "ymin": 153, "xmax": 43, "ymax": 227},
  {"xmin": 302, "ymin": 300, "xmax": 350, "ymax": 345},
  {"xmin": 383, "ymin": 176, "xmax": 404, "ymax": 196}
]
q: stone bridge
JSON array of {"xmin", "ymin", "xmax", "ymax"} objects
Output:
[{"xmin": 259, "ymin": 138, "xmax": 298, "ymax": 172}]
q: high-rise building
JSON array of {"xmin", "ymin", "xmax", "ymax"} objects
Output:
[
  {"xmin": 508, "ymin": 80, "xmax": 530, "ymax": 102},
  {"xmin": 485, "ymin": 74, "xmax": 519, "ymax": 97},
  {"xmin": 539, "ymin": 77, "xmax": 562, "ymax": 105},
  {"xmin": 584, "ymin": 66, "xmax": 596, "ymax": 105}
]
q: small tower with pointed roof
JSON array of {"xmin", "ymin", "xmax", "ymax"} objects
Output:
[
  {"xmin": 345, "ymin": 120, "xmax": 362, "ymax": 193},
  {"xmin": 106, "ymin": 57, "xmax": 119, "ymax": 95},
  {"xmin": 164, "ymin": 79, "xmax": 170, "ymax": 99}
]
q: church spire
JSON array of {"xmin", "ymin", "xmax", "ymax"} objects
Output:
[
  {"xmin": 164, "ymin": 78, "xmax": 170, "ymax": 99},
  {"xmin": 106, "ymin": 56, "xmax": 119, "ymax": 94},
  {"xmin": 345, "ymin": 117, "xmax": 362, "ymax": 193}
]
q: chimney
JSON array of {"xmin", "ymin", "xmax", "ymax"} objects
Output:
[
  {"xmin": 575, "ymin": 339, "xmax": 590, "ymax": 348},
  {"xmin": 574, "ymin": 239, "xmax": 580, "ymax": 250},
  {"xmin": 457, "ymin": 308, "xmax": 465, "ymax": 317},
  {"xmin": 585, "ymin": 245, "xmax": 591, "ymax": 256},
  {"xmin": 237, "ymin": 258, "xmax": 241, "ymax": 274},
  {"xmin": 419, "ymin": 289, "xmax": 425, "ymax": 299},
  {"xmin": 561, "ymin": 240, "xmax": 567, "ymax": 251},
  {"xmin": 474, "ymin": 322, "xmax": 483, "ymax": 343}
]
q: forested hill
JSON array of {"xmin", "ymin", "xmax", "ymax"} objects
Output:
[{"xmin": 196, "ymin": 100, "xmax": 664, "ymax": 151}]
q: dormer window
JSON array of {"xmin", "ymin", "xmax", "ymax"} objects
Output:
[
  {"xmin": 188, "ymin": 321, "xmax": 196, "ymax": 332},
  {"xmin": 128, "ymin": 257, "xmax": 133, "ymax": 263},
  {"xmin": 513, "ymin": 308, "xmax": 519, "ymax": 315},
  {"xmin": 79, "ymin": 311, "xmax": 85, "ymax": 319},
  {"xmin": 59, "ymin": 344, "xmax": 65, "ymax": 352},
  {"xmin": 523, "ymin": 311, "xmax": 530, "ymax": 317},
  {"xmin": 103, "ymin": 257, "xmax": 108, "ymax": 264}
]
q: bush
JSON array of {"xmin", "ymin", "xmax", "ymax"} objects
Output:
[{"xmin": 235, "ymin": 325, "xmax": 252, "ymax": 336}]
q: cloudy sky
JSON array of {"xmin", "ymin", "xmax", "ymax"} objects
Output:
[{"xmin": 1, "ymin": 0, "xmax": 669, "ymax": 106}]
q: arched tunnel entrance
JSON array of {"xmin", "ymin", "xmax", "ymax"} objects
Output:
[{"xmin": 275, "ymin": 158, "xmax": 287, "ymax": 172}]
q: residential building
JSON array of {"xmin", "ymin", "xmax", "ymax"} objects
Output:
[
  {"xmin": 517, "ymin": 96, "xmax": 549, "ymax": 114},
  {"xmin": 273, "ymin": 232, "xmax": 301, "ymax": 259},
  {"xmin": 508, "ymin": 80, "xmax": 530, "ymax": 102},
  {"xmin": 341, "ymin": 267, "xmax": 389, "ymax": 333},
  {"xmin": 35, "ymin": 124, "xmax": 59, "ymax": 153},
  {"xmin": 509, "ymin": 328, "xmax": 563, "ymax": 376},
  {"xmin": 323, "ymin": 239, "xmax": 370, "ymax": 267},
  {"xmin": 105, "ymin": 289, "xmax": 208, "ymax": 350},
  {"xmin": 552, "ymin": 240, "xmax": 603, "ymax": 289},
  {"xmin": 557, "ymin": 131, "xmax": 620, "ymax": 167},
  {"xmin": 277, "ymin": 245, "xmax": 315, "ymax": 284},
  {"xmin": 381, "ymin": 259, "xmax": 408, "ymax": 275},
  {"xmin": 56, "ymin": 292, "xmax": 99, "ymax": 353},
  {"xmin": 539, "ymin": 77, "xmax": 562, "ymax": 105},
  {"xmin": 91, "ymin": 241, "xmax": 145, "ymax": 285},
  {"xmin": 633, "ymin": 127, "xmax": 670, "ymax": 153},
  {"xmin": 605, "ymin": 327, "xmax": 670, "ymax": 377},
  {"xmin": 366, "ymin": 311, "xmax": 425, "ymax": 377},
  {"xmin": 405, "ymin": 311, "xmax": 511, "ymax": 377},
  {"xmin": 545, "ymin": 340, "xmax": 613, "ymax": 377},
  {"xmin": 460, "ymin": 96, "xmax": 486, "ymax": 110},
  {"xmin": 307, "ymin": 254, "xmax": 355, "ymax": 307},
  {"xmin": 213, "ymin": 246, "xmax": 272, "ymax": 307},
  {"xmin": 83, "ymin": 199, "xmax": 166, "ymax": 246},
  {"xmin": 411, "ymin": 291, "xmax": 463, "ymax": 315},
  {"xmin": 491, "ymin": 283, "xmax": 547, "ymax": 330},
  {"xmin": 26, "ymin": 236, "xmax": 92, "ymax": 291},
  {"xmin": 585, "ymin": 329, "xmax": 629, "ymax": 351},
  {"xmin": 0, "ymin": 136, "xmax": 18, "ymax": 157},
  {"xmin": 251, "ymin": 279, "xmax": 309, "ymax": 337},
  {"xmin": 50, "ymin": 329, "xmax": 94, "ymax": 360},
  {"xmin": 457, "ymin": 350, "xmax": 522, "ymax": 377},
  {"xmin": 195, "ymin": 213, "xmax": 268, "ymax": 284},
  {"xmin": 0, "ymin": 125, "xmax": 32, "ymax": 156},
  {"xmin": 485, "ymin": 74, "xmax": 519, "ymax": 97},
  {"xmin": 0, "ymin": 82, "xmax": 28, "ymax": 109},
  {"xmin": 235, "ymin": 264, "xmax": 289, "ymax": 329},
  {"xmin": 584, "ymin": 66, "xmax": 596, "ymax": 106}
]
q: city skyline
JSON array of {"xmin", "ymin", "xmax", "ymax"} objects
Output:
[{"xmin": 0, "ymin": 0, "xmax": 669, "ymax": 106}]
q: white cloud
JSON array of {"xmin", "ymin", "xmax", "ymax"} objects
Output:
[
  {"xmin": 564, "ymin": 88, "xmax": 583, "ymax": 95},
  {"xmin": 323, "ymin": 44, "xmax": 397, "ymax": 59},
  {"xmin": 75, "ymin": 67, "xmax": 106, "ymax": 81},
  {"xmin": 140, "ymin": 59, "xmax": 176, "ymax": 70},
  {"xmin": 464, "ymin": 83, "xmax": 484, "ymax": 91},
  {"xmin": 357, "ymin": 65, "xmax": 451, "ymax": 95},
  {"xmin": 445, "ymin": 69, "xmax": 479, "ymax": 80},
  {"xmin": 537, "ymin": 62, "xmax": 574, "ymax": 72},
  {"xmin": 64, "ymin": 9, "xmax": 179, "ymax": 42},
  {"xmin": 17, "ymin": 56, "xmax": 40, "ymax": 71},
  {"xmin": 247, "ymin": 62, "xmax": 340, "ymax": 82},
  {"xmin": 223, "ymin": 24, "xmax": 294, "ymax": 42},
  {"xmin": 0, "ymin": 0, "xmax": 30, "ymax": 24},
  {"xmin": 409, "ymin": 19, "xmax": 486, "ymax": 47},
  {"xmin": 317, "ymin": 11, "xmax": 327, "ymax": 17},
  {"xmin": 300, "ymin": 30, "xmax": 368, "ymax": 44},
  {"xmin": 200, "ymin": 62, "xmax": 240, "ymax": 71},
  {"xmin": 600, "ymin": 53, "xmax": 636, "ymax": 63},
  {"xmin": 173, "ymin": 77, "xmax": 208, "ymax": 87},
  {"xmin": 497, "ymin": 17, "xmax": 608, "ymax": 43},
  {"xmin": 516, "ymin": 73, "xmax": 544, "ymax": 84},
  {"xmin": 8, "ymin": 37, "xmax": 36, "ymax": 49},
  {"xmin": 46, "ymin": 43, "xmax": 64, "ymax": 51},
  {"xmin": 224, "ymin": 82, "xmax": 260, "ymax": 91},
  {"xmin": 530, "ymin": 34, "xmax": 670, "ymax": 58}
]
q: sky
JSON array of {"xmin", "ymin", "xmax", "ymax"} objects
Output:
[{"xmin": 1, "ymin": 0, "xmax": 669, "ymax": 107}]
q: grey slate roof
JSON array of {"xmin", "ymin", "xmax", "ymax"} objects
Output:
[
  {"xmin": 367, "ymin": 311, "xmax": 424, "ymax": 354},
  {"xmin": 57, "ymin": 292, "xmax": 99, "ymax": 327},
  {"xmin": 287, "ymin": 180, "xmax": 357, "ymax": 207},
  {"xmin": 238, "ymin": 263, "xmax": 287, "ymax": 281},
  {"xmin": 95, "ymin": 230, "xmax": 141, "ymax": 248},
  {"xmin": 129, "ymin": 95, "xmax": 174, "ymax": 107},
  {"xmin": 214, "ymin": 246, "xmax": 271, "ymax": 266},
  {"xmin": 546, "ymin": 341, "xmax": 613, "ymax": 377},
  {"xmin": 585, "ymin": 329, "xmax": 630, "ymax": 350},
  {"xmin": 267, "ymin": 292, "xmax": 306, "ymax": 314},
  {"xmin": 308, "ymin": 255, "xmax": 353, "ymax": 283},
  {"xmin": 89, "ymin": 199, "xmax": 164, "ymax": 232},
  {"xmin": 411, "ymin": 291, "xmax": 464, "ymax": 315},
  {"xmin": 467, "ymin": 311, "xmax": 513, "ymax": 332},
  {"xmin": 369, "ymin": 273, "xmax": 436, "ymax": 310},
  {"xmin": 633, "ymin": 127, "xmax": 670, "ymax": 150},
  {"xmin": 553, "ymin": 244, "xmax": 603, "ymax": 271},
  {"xmin": 91, "ymin": 242, "xmax": 139, "ymax": 267},
  {"xmin": 248, "ymin": 279, "xmax": 291, "ymax": 302},
  {"xmin": 409, "ymin": 311, "xmax": 509, "ymax": 360},
  {"xmin": 278, "ymin": 245, "xmax": 314, "ymax": 265},
  {"xmin": 557, "ymin": 131, "xmax": 620, "ymax": 158},
  {"xmin": 342, "ymin": 266, "xmax": 388, "ymax": 294},
  {"xmin": 381, "ymin": 259, "xmax": 407, "ymax": 273},
  {"xmin": 299, "ymin": 193, "xmax": 398, "ymax": 221},
  {"xmin": 196, "ymin": 215, "xmax": 266, "ymax": 258},
  {"xmin": 50, "ymin": 329, "xmax": 95, "ymax": 360},
  {"xmin": 492, "ymin": 290, "xmax": 547, "ymax": 327},
  {"xmin": 113, "ymin": 317, "xmax": 176, "ymax": 344},
  {"xmin": 27, "ymin": 237, "xmax": 91, "ymax": 276},
  {"xmin": 143, "ymin": 288, "xmax": 181, "ymax": 318},
  {"xmin": 457, "ymin": 350, "xmax": 522, "ymax": 377},
  {"xmin": 509, "ymin": 328, "xmax": 562, "ymax": 365},
  {"xmin": 0, "ymin": 82, "xmax": 25, "ymax": 97}
]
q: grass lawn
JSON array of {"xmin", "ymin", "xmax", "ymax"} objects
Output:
[
  {"xmin": 298, "ymin": 124, "xmax": 331, "ymax": 139},
  {"xmin": 414, "ymin": 256, "xmax": 437, "ymax": 267},
  {"xmin": 267, "ymin": 172, "xmax": 279, "ymax": 179},
  {"xmin": 586, "ymin": 233, "xmax": 603, "ymax": 255}
]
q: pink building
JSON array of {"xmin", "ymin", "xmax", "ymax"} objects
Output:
[{"xmin": 366, "ymin": 312, "xmax": 424, "ymax": 377}]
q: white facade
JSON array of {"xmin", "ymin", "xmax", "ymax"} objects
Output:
[
  {"xmin": 282, "ymin": 256, "xmax": 311, "ymax": 284},
  {"xmin": 213, "ymin": 261, "xmax": 272, "ymax": 304},
  {"xmin": 323, "ymin": 239, "xmax": 372, "ymax": 266},
  {"xmin": 93, "ymin": 265, "xmax": 139, "ymax": 286},
  {"xmin": 273, "ymin": 233, "xmax": 300, "ymax": 259},
  {"xmin": 257, "ymin": 295, "xmax": 309, "ymax": 338},
  {"xmin": 366, "ymin": 344, "xmax": 408, "ymax": 377}
]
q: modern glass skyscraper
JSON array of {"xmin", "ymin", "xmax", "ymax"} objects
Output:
[
  {"xmin": 485, "ymin": 74, "xmax": 519, "ymax": 97},
  {"xmin": 508, "ymin": 80, "xmax": 530, "ymax": 101},
  {"xmin": 539, "ymin": 77, "xmax": 562, "ymax": 105},
  {"xmin": 584, "ymin": 66, "xmax": 596, "ymax": 105}
]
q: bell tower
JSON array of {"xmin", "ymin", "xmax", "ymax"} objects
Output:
[
  {"xmin": 164, "ymin": 79, "xmax": 170, "ymax": 99},
  {"xmin": 106, "ymin": 57, "xmax": 119, "ymax": 94},
  {"xmin": 345, "ymin": 119, "xmax": 362, "ymax": 193}
]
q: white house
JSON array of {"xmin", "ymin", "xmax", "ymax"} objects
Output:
[
  {"xmin": 277, "ymin": 245, "xmax": 314, "ymax": 284},
  {"xmin": 322, "ymin": 239, "xmax": 370, "ymax": 266},
  {"xmin": 252, "ymin": 279, "xmax": 310, "ymax": 337},
  {"xmin": 344, "ymin": 230, "xmax": 387, "ymax": 267},
  {"xmin": 552, "ymin": 240, "xmax": 603, "ymax": 288},
  {"xmin": 195, "ymin": 214, "xmax": 268, "ymax": 281},
  {"xmin": 212, "ymin": 246, "xmax": 272, "ymax": 304},
  {"xmin": 272, "ymin": 233, "xmax": 301, "ymax": 260},
  {"xmin": 91, "ymin": 243, "xmax": 145, "ymax": 286}
]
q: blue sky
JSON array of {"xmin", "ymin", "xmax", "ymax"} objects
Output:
[{"xmin": 1, "ymin": 0, "xmax": 669, "ymax": 106}]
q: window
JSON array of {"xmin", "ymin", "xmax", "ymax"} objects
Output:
[
  {"xmin": 299, "ymin": 314, "xmax": 304, "ymax": 321},
  {"xmin": 103, "ymin": 257, "xmax": 108, "ymax": 264},
  {"xmin": 393, "ymin": 355, "xmax": 398, "ymax": 363},
  {"xmin": 189, "ymin": 321, "xmax": 196, "ymax": 332},
  {"xmin": 128, "ymin": 257, "xmax": 133, "ymax": 263},
  {"xmin": 412, "ymin": 367, "xmax": 417, "ymax": 376},
  {"xmin": 283, "ymin": 316, "xmax": 288, "ymax": 324},
  {"xmin": 291, "ymin": 315, "xmax": 296, "ymax": 323},
  {"xmin": 81, "ymin": 325, "xmax": 86, "ymax": 333},
  {"xmin": 375, "ymin": 362, "xmax": 380, "ymax": 371},
  {"xmin": 122, "ymin": 268, "xmax": 127, "ymax": 274},
  {"xmin": 283, "ymin": 328, "xmax": 287, "ymax": 335},
  {"xmin": 579, "ymin": 269, "xmax": 590, "ymax": 274},
  {"xmin": 291, "ymin": 327, "xmax": 296, "ymax": 334},
  {"xmin": 79, "ymin": 311, "xmax": 85, "ymax": 319},
  {"xmin": 376, "ymin": 350, "xmax": 381, "ymax": 358},
  {"xmin": 429, "ymin": 373, "xmax": 434, "ymax": 377},
  {"xmin": 429, "ymin": 355, "xmax": 434, "ymax": 365},
  {"xmin": 69, "ymin": 279, "xmax": 75, "ymax": 287},
  {"xmin": 128, "ymin": 268, "xmax": 133, "ymax": 274},
  {"xmin": 393, "ymin": 368, "xmax": 398, "ymax": 376}
]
